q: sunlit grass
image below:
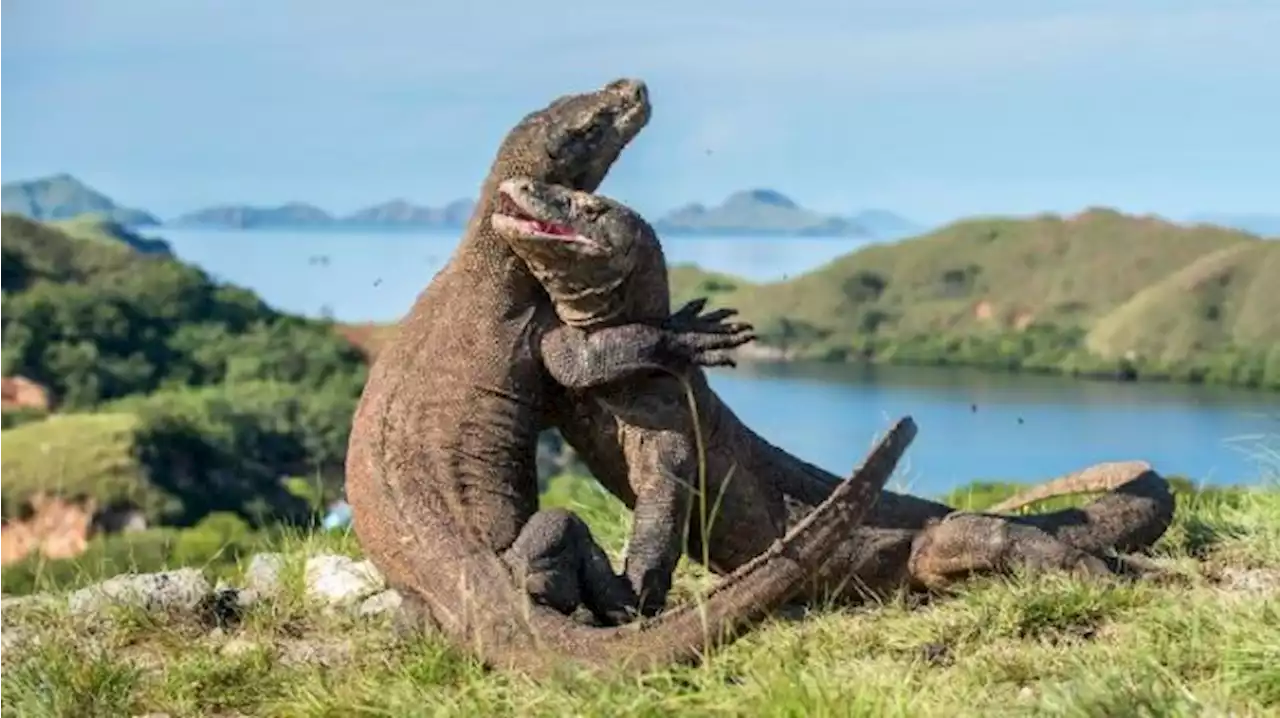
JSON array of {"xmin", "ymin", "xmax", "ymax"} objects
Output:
[{"xmin": 4, "ymin": 473, "xmax": 1277, "ymax": 717}]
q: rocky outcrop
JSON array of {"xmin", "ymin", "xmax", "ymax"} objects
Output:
[
  {"xmin": 0, "ymin": 493, "xmax": 96, "ymax": 566},
  {"xmin": 0, "ymin": 376, "xmax": 52, "ymax": 412},
  {"xmin": 1, "ymin": 553, "xmax": 407, "ymax": 665}
]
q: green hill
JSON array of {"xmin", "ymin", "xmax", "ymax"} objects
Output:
[
  {"xmin": 670, "ymin": 208, "xmax": 1280, "ymax": 388},
  {"xmin": 48, "ymin": 216, "xmax": 175, "ymax": 255},
  {"xmin": 1, "ymin": 213, "xmax": 368, "ymax": 525}
]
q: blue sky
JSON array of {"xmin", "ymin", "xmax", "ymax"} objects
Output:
[{"xmin": 3, "ymin": 0, "xmax": 1277, "ymax": 224}]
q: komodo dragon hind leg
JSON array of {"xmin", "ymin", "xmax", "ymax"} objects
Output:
[{"xmin": 502, "ymin": 507, "xmax": 639, "ymax": 627}]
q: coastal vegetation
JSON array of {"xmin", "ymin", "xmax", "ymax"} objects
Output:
[
  {"xmin": 1, "ymin": 213, "xmax": 366, "ymax": 525},
  {"xmin": 669, "ymin": 208, "xmax": 1280, "ymax": 389}
]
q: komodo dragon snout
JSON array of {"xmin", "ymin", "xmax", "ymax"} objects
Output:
[{"xmin": 516, "ymin": 78, "xmax": 650, "ymax": 192}]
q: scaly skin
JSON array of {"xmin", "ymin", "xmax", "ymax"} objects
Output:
[
  {"xmin": 344, "ymin": 79, "xmax": 911, "ymax": 678},
  {"xmin": 491, "ymin": 176, "xmax": 753, "ymax": 616},
  {"xmin": 988, "ymin": 461, "xmax": 1165, "ymax": 514},
  {"xmin": 519, "ymin": 184, "xmax": 1177, "ymax": 601}
]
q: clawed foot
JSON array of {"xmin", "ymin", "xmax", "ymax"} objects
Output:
[{"xmin": 662, "ymin": 298, "xmax": 757, "ymax": 368}]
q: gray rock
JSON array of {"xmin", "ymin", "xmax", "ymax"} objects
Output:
[
  {"xmin": 67, "ymin": 569, "xmax": 211, "ymax": 617},
  {"xmin": 1, "ymin": 625, "xmax": 37, "ymax": 664},
  {"xmin": 278, "ymin": 637, "xmax": 355, "ymax": 668},
  {"xmin": 357, "ymin": 589, "xmax": 403, "ymax": 618},
  {"xmin": 304, "ymin": 555, "xmax": 384, "ymax": 607},
  {"xmin": 244, "ymin": 552, "xmax": 287, "ymax": 598},
  {"xmin": 2, "ymin": 593, "xmax": 58, "ymax": 612}
]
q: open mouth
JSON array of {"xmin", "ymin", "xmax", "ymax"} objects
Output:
[{"xmin": 494, "ymin": 190, "xmax": 575, "ymax": 238}]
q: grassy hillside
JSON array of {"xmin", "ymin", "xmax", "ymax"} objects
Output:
[
  {"xmin": 48, "ymin": 216, "xmax": 175, "ymax": 256},
  {"xmin": 1, "ymin": 213, "xmax": 368, "ymax": 526},
  {"xmin": 670, "ymin": 208, "xmax": 1280, "ymax": 389}
]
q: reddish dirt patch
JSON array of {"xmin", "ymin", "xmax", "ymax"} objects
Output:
[
  {"xmin": 0, "ymin": 494, "xmax": 95, "ymax": 566},
  {"xmin": 1, "ymin": 376, "xmax": 52, "ymax": 412}
]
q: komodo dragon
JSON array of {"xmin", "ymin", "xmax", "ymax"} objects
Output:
[
  {"xmin": 503, "ymin": 181, "xmax": 1178, "ymax": 602},
  {"xmin": 489, "ymin": 175, "xmax": 748, "ymax": 616},
  {"xmin": 345, "ymin": 78, "xmax": 911, "ymax": 678}
]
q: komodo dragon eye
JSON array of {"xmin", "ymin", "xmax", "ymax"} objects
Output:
[{"xmin": 577, "ymin": 202, "xmax": 607, "ymax": 223}]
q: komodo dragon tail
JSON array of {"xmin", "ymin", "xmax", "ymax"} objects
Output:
[
  {"xmin": 988, "ymin": 461, "xmax": 1163, "ymax": 513},
  {"xmin": 401, "ymin": 418, "xmax": 916, "ymax": 678},
  {"xmin": 989, "ymin": 460, "xmax": 1176, "ymax": 554}
]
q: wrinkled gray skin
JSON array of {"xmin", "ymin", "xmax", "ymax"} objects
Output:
[
  {"xmin": 492, "ymin": 176, "xmax": 751, "ymax": 615},
  {"xmin": 510, "ymin": 181, "xmax": 1177, "ymax": 604}
]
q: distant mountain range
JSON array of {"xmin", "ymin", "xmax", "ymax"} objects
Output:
[
  {"xmin": 3, "ymin": 173, "xmax": 1272, "ymax": 241},
  {"xmin": 0, "ymin": 174, "xmax": 920, "ymax": 239},
  {"xmin": 1, "ymin": 173, "xmax": 161, "ymax": 227},
  {"xmin": 654, "ymin": 189, "xmax": 878, "ymax": 237},
  {"xmin": 170, "ymin": 198, "xmax": 477, "ymax": 230}
]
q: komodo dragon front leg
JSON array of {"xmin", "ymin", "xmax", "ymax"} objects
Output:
[
  {"xmin": 540, "ymin": 303, "xmax": 751, "ymax": 616},
  {"xmin": 505, "ymin": 303, "xmax": 757, "ymax": 625},
  {"xmin": 491, "ymin": 176, "xmax": 770, "ymax": 618}
]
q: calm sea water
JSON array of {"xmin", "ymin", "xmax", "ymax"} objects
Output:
[
  {"xmin": 155, "ymin": 227, "xmax": 1277, "ymax": 493},
  {"xmin": 155, "ymin": 227, "xmax": 877, "ymax": 322},
  {"xmin": 709, "ymin": 363, "xmax": 1276, "ymax": 495}
]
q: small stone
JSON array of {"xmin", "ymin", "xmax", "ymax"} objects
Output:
[
  {"xmin": 68, "ymin": 569, "xmax": 211, "ymax": 617},
  {"xmin": 305, "ymin": 555, "xmax": 385, "ymax": 607},
  {"xmin": 1, "ymin": 626, "xmax": 37, "ymax": 663},
  {"xmin": 244, "ymin": 553, "xmax": 287, "ymax": 599},
  {"xmin": 279, "ymin": 638, "xmax": 354, "ymax": 668},
  {"xmin": 357, "ymin": 589, "xmax": 403, "ymax": 618},
  {"xmin": 2, "ymin": 595, "xmax": 44, "ymax": 628},
  {"xmin": 196, "ymin": 587, "xmax": 245, "ymax": 629},
  {"xmin": 1217, "ymin": 567, "xmax": 1280, "ymax": 596}
]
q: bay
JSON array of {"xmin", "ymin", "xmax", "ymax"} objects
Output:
[{"xmin": 154, "ymin": 227, "xmax": 1277, "ymax": 492}]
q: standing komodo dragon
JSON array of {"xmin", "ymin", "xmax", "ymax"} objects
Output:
[
  {"xmin": 501, "ymin": 180, "xmax": 1177, "ymax": 603},
  {"xmin": 345, "ymin": 79, "xmax": 912, "ymax": 678}
]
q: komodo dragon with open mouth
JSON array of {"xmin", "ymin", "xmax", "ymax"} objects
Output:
[
  {"xmin": 502, "ymin": 179, "xmax": 1177, "ymax": 604},
  {"xmin": 345, "ymin": 78, "xmax": 913, "ymax": 678}
]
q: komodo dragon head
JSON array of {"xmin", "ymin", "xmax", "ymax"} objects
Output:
[
  {"xmin": 491, "ymin": 176, "xmax": 653, "ymax": 328},
  {"xmin": 483, "ymin": 79, "xmax": 651, "ymax": 202}
]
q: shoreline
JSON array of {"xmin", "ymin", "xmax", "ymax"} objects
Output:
[{"xmin": 728, "ymin": 343, "xmax": 1279, "ymax": 393}]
